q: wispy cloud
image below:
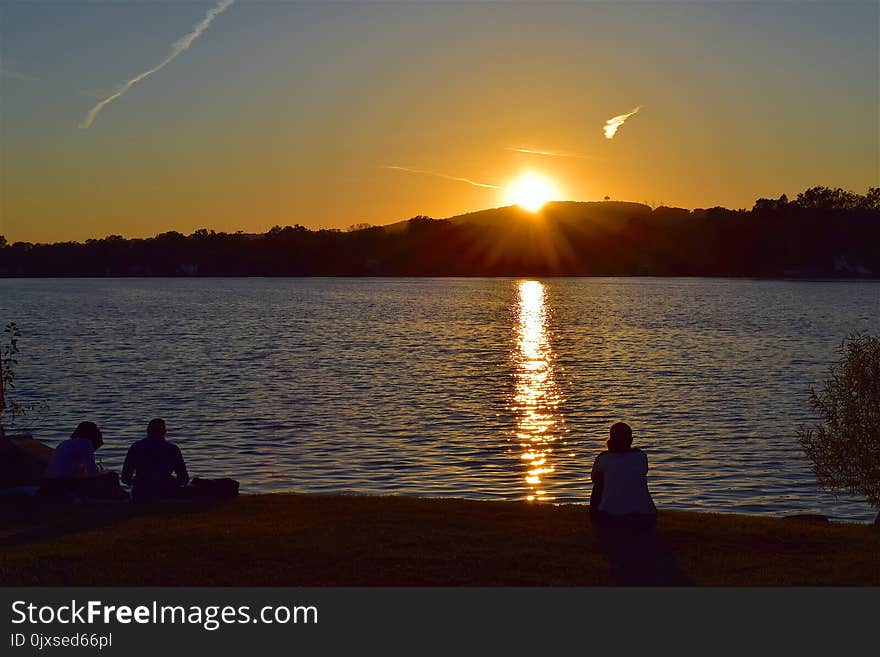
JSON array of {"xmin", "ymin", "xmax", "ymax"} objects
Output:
[
  {"xmin": 603, "ymin": 105, "xmax": 642, "ymax": 139},
  {"xmin": 80, "ymin": 0, "xmax": 234, "ymax": 129},
  {"xmin": 383, "ymin": 165, "xmax": 500, "ymax": 190},
  {"xmin": 506, "ymin": 147, "xmax": 599, "ymax": 159}
]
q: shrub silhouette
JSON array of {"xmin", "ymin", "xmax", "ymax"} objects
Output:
[
  {"xmin": 0, "ymin": 322, "xmax": 44, "ymax": 436},
  {"xmin": 798, "ymin": 335, "xmax": 880, "ymax": 521}
]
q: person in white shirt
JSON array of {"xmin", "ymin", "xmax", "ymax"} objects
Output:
[
  {"xmin": 43, "ymin": 421, "xmax": 104, "ymax": 480},
  {"xmin": 589, "ymin": 422, "xmax": 657, "ymax": 532},
  {"xmin": 589, "ymin": 423, "xmax": 690, "ymax": 585},
  {"xmin": 39, "ymin": 421, "xmax": 128, "ymax": 500}
]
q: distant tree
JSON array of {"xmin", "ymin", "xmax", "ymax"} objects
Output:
[
  {"xmin": 0, "ymin": 235, "xmax": 7, "ymax": 249},
  {"xmin": 753, "ymin": 198, "xmax": 773, "ymax": 213},
  {"xmin": 267, "ymin": 225, "xmax": 308, "ymax": 239},
  {"xmin": 347, "ymin": 223, "xmax": 373, "ymax": 232},
  {"xmin": 797, "ymin": 334, "xmax": 880, "ymax": 522},
  {"xmin": 795, "ymin": 186, "xmax": 863, "ymax": 210},
  {"xmin": 603, "ymin": 195, "xmax": 611, "ymax": 201},
  {"xmin": 1, "ymin": 187, "xmax": 879, "ymax": 277},
  {"xmin": 795, "ymin": 186, "xmax": 834, "ymax": 209},
  {"xmin": 752, "ymin": 194, "xmax": 789, "ymax": 214},
  {"xmin": 155, "ymin": 231, "xmax": 185, "ymax": 241},
  {"xmin": 407, "ymin": 215, "xmax": 436, "ymax": 232}
]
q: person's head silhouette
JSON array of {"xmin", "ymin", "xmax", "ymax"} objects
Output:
[
  {"xmin": 72, "ymin": 421, "xmax": 103, "ymax": 450},
  {"xmin": 147, "ymin": 418, "xmax": 167, "ymax": 438},
  {"xmin": 606, "ymin": 422, "xmax": 633, "ymax": 453}
]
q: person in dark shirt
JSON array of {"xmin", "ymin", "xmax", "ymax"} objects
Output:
[{"xmin": 121, "ymin": 418, "xmax": 189, "ymax": 502}]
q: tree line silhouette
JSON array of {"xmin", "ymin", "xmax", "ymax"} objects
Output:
[{"xmin": 1, "ymin": 186, "xmax": 878, "ymax": 277}]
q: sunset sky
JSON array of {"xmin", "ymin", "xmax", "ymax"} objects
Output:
[{"xmin": 1, "ymin": 1, "xmax": 877, "ymax": 243}]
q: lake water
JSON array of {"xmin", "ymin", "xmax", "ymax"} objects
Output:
[{"xmin": 1, "ymin": 277, "xmax": 878, "ymax": 521}]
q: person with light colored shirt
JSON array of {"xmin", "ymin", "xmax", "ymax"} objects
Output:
[
  {"xmin": 43, "ymin": 421, "xmax": 104, "ymax": 480},
  {"xmin": 39, "ymin": 421, "xmax": 132, "ymax": 500},
  {"xmin": 589, "ymin": 422, "xmax": 657, "ymax": 531}
]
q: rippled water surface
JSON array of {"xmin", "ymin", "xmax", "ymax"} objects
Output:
[{"xmin": 2, "ymin": 277, "xmax": 878, "ymax": 521}]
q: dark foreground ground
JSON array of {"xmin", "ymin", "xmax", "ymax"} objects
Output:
[{"xmin": 1, "ymin": 494, "xmax": 877, "ymax": 586}]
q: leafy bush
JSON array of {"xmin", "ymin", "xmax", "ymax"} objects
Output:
[
  {"xmin": 798, "ymin": 335, "xmax": 880, "ymax": 511},
  {"xmin": 0, "ymin": 322, "xmax": 43, "ymax": 436}
]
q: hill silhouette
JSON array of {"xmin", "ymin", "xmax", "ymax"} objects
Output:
[
  {"xmin": 1, "ymin": 186, "xmax": 878, "ymax": 277},
  {"xmin": 385, "ymin": 200, "xmax": 653, "ymax": 233}
]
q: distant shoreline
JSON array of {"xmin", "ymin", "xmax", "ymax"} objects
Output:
[
  {"xmin": 2, "ymin": 274, "xmax": 879, "ymax": 281},
  {"xmin": 3, "ymin": 196, "xmax": 879, "ymax": 278}
]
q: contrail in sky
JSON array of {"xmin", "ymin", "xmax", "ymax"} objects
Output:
[
  {"xmin": 603, "ymin": 105, "xmax": 642, "ymax": 139},
  {"xmin": 80, "ymin": 0, "xmax": 235, "ymax": 128},
  {"xmin": 383, "ymin": 165, "xmax": 500, "ymax": 189},
  {"xmin": 506, "ymin": 147, "xmax": 596, "ymax": 159}
]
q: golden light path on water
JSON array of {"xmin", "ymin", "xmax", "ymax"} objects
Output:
[{"xmin": 512, "ymin": 280, "xmax": 567, "ymax": 501}]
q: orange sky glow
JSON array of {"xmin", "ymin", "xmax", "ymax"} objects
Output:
[{"xmin": 1, "ymin": 1, "xmax": 876, "ymax": 243}]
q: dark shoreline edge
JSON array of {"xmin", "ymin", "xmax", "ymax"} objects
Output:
[{"xmin": 2, "ymin": 274, "xmax": 880, "ymax": 280}]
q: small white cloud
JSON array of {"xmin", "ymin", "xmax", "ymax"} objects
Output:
[{"xmin": 603, "ymin": 106, "xmax": 642, "ymax": 139}]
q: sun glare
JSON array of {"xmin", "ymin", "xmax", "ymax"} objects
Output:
[{"xmin": 504, "ymin": 173, "xmax": 561, "ymax": 212}]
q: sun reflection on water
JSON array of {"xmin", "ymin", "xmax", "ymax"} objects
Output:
[{"xmin": 511, "ymin": 280, "xmax": 566, "ymax": 501}]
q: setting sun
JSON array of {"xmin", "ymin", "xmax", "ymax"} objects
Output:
[{"xmin": 504, "ymin": 173, "xmax": 561, "ymax": 212}]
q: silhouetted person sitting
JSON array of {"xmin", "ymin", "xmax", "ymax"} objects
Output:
[
  {"xmin": 44, "ymin": 421, "xmax": 103, "ymax": 480},
  {"xmin": 590, "ymin": 422, "xmax": 688, "ymax": 586},
  {"xmin": 40, "ymin": 422, "xmax": 127, "ymax": 500},
  {"xmin": 121, "ymin": 418, "xmax": 189, "ymax": 503},
  {"xmin": 590, "ymin": 422, "xmax": 657, "ymax": 533}
]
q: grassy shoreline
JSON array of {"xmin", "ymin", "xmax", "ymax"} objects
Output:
[{"xmin": 1, "ymin": 493, "xmax": 878, "ymax": 586}]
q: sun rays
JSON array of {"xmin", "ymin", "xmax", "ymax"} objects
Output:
[{"xmin": 503, "ymin": 173, "xmax": 562, "ymax": 212}]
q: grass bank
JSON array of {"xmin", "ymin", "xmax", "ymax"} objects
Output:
[{"xmin": 1, "ymin": 494, "xmax": 877, "ymax": 586}]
